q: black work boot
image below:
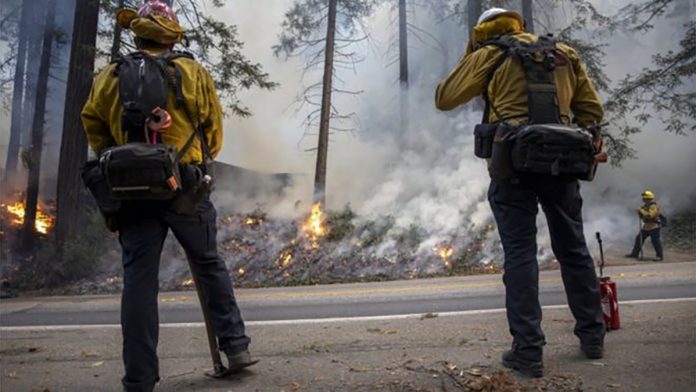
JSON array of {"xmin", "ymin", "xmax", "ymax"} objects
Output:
[
  {"xmin": 225, "ymin": 349, "xmax": 259, "ymax": 372},
  {"xmin": 581, "ymin": 343, "xmax": 604, "ymax": 359},
  {"xmin": 501, "ymin": 350, "xmax": 543, "ymax": 378}
]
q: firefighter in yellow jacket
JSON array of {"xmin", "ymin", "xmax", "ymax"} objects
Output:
[
  {"xmin": 81, "ymin": 2, "xmax": 255, "ymax": 391},
  {"xmin": 435, "ymin": 8, "xmax": 605, "ymax": 378},
  {"xmin": 626, "ymin": 189, "xmax": 664, "ymax": 261}
]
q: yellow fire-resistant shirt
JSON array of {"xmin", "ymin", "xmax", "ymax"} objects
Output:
[
  {"xmin": 81, "ymin": 50, "xmax": 223, "ymax": 164},
  {"xmin": 639, "ymin": 202, "xmax": 661, "ymax": 230},
  {"xmin": 435, "ymin": 32, "xmax": 604, "ymax": 127}
]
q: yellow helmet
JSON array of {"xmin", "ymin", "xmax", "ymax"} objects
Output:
[{"xmin": 641, "ymin": 189, "xmax": 655, "ymax": 200}]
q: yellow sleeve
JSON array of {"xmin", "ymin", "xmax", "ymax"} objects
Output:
[
  {"xmin": 647, "ymin": 204, "xmax": 660, "ymax": 220},
  {"xmin": 639, "ymin": 204, "xmax": 660, "ymax": 220},
  {"xmin": 81, "ymin": 69, "xmax": 116, "ymax": 154},
  {"xmin": 198, "ymin": 66, "xmax": 223, "ymax": 159},
  {"xmin": 565, "ymin": 46, "xmax": 604, "ymax": 127},
  {"xmin": 435, "ymin": 46, "xmax": 502, "ymax": 111}
]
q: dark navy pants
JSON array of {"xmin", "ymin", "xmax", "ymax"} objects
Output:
[
  {"xmin": 630, "ymin": 228, "xmax": 663, "ymax": 259},
  {"xmin": 488, "ymin": 176, "xmax": 605, "ymax": 360},
  {"xmin": 118, "ymin": 198, "xmax": 250, "ymax": 392}
]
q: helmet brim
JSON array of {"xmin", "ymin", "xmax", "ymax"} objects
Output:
[
  {"xmin": 116, "ymin": 8, "xmax": 138, "ymax": 29},
  {"xmin": 479, "ymin": 10, "xmax": 524, "ymax": 26}
]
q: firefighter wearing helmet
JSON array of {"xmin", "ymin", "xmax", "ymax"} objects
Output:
[
  {"xmin": 626, "ymin": 189, "xmax": 664, "ymax": 261},
  {"xmin": 435, "ymin": 7, "xmax": 605, "ymax": 377},
  {"xmin": 82, "ymin": 1, "xmax": 256, "ymax": 391}
]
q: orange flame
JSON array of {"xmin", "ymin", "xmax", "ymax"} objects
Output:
[
  {"xmin": 303, "ymin": 203, "xmax": 326, "ymax": 249},
  {"xmin": 244, "ymin": 216, "xmax": 263, "ymax": 226},
  {"xmin": 3, "ymin": 201, "xmax": 54, "ymax": 234},
  {"xmin": 277, "ymin": 250, "xmax": 293, "ymax": 269},
  {"xmin": 434, "ymin": 244, "xmax": 454, "ymax": 269},
  {"xmin": 181, "ymin": 278, "xmax": 195, "ymax": 287}
]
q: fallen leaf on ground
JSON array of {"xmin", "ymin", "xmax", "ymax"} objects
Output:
[
  {"xmin": 8, "ymin": 372, "xmax": 18, "ymax": 379},
  {"xmin": 607, "ymin": 383, "xmax": 621, "ymax": 388},
  {"xmin": 466, "ymin": 368, "xmax": 483, "ymax": 376},
  {"xmin": 591, "ymin": 362, "xmax": 606, "ymax": 366},
  {"xmin": 420, "ymin": 312, "xmax": 438, "ymax": 320},
  {"xmin": 290, "ymin": 381, "xmax": 301, "ymax": 391}
]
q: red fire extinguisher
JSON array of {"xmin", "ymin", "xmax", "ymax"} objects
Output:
[{"xmin": 596, "ymin": 232, "xmax": 620, "ymax": 330}]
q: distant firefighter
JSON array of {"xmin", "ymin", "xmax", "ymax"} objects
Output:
[{"xmin": 626, "ymin": 189, "xmax": 664, "ymax": 261}]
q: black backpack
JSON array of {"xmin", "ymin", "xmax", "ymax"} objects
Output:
[
  {"xmin": 476, "ymin": 34, "xmax": 599, "ymax": 181},
  {"xmin": 114, "ymin": 51, "xmax": 188, "ymax": 142},
  {"xmin": 97, "ymin": 51, "xmax": 210, "ymax": 201}
]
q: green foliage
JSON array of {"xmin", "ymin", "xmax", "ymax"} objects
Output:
[
  {"xmin": 180, "ymin": 4, "xmax": 278, "ymax": 117},
  {"xmin": 605, "ymin": 21, "xmax": 695, "ymax": 136},
  {"xmin": 326, "ymin": 204, "xmax": 356, "ymax": 241},
  {"xmin": 99, "ymin": 0, "xmax": 277, "ymax": 117},
  {"xmin": 273, "ymin": 0, "xmax": 376, "ymax": 58},
  {"xmin": 12, "ymin": 210, "xmax": 110, "ymax": 290},
  {"xmin": 355, "ymin": 216, "xmax": 395, "ymax": 248},
  {"xmin": 664, "ymin": 209, "xmax": 696, "ymax": 251},
  {"xmin": 393, "ymin": 224, "xmax": 424, "ymax": 250}
]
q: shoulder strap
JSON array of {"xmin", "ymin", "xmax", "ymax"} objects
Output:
[
  {"xmin": 478, "ymin": 35, "xmax": 517, "ymax": 124},
  {"xmin": 159, "ymin": 53, "xmax": 212, "ymax": 164},
  {"xmin": 479, "ymin": 35, "xmax": 563, "ymax": 125},
  {"xmin": 510, "ymin": 35, "xmax": 562, "ymax": 124}
]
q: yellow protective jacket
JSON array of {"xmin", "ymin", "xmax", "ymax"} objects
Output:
[
  {"xmin": 639, "ymin": 202, "xmax": 661, "ymax": 230},
  {"xmin": 435, "ymin": 32, "xmax": 604, "ymax": 127},
  {"xmin": 81, "ymin": 50, "xmax": 223, "ymax": 164}
]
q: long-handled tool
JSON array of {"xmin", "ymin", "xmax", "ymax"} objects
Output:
[
  {"xmin": 596, "ymin": 232, "xmax": 620, "ymax": 330},
  {"xmin": 638, "ymin": 216, "xmax": 644, "ymax": 261},
  {"xmin": 186, "ymin": 260, "xmax": 233, "ymax": 378}
]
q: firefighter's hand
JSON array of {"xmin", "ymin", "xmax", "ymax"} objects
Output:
[{"xmin": 592, "ymin": 136, "xmax": 608, "ymax": 163}]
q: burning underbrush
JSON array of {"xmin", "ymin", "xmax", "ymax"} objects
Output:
[
  {"xmin": 56, "ymin": 203, "xmax": 503, "ymax": 294},
  {"xmin": 0, "ymin": 197, "xmax": 55, "ymax": 236},
  {"xmin": 1, "ymin": 197, "xmax": 504, "ymax": 294}
]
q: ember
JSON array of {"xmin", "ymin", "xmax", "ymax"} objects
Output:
[
  {"xmin": 277, "ymin": 249, "xmax": 294, "ymax": 269},
  {"xmin": 2, "ymin": 201, "xmax": 55, "ymax": 234},
  {"xmin": 244, "ymin": 216, "xmax": 263, "ymax": 226},
  {"xmin": 181, "ymin": 278, "xmax": 194, "ymax": 288}
]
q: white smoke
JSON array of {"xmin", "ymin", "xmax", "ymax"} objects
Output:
[{"xmin": 207, "ymin": 0, "xmax": 696, "ymax": 263}]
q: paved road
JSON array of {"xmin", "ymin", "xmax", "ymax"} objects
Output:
[{"xmin": 1, "ymin": 262, "xmax": 694, "ymax": 327}]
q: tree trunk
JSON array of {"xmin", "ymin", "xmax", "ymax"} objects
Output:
[
  {"xmin": 20, "ymin": 1, "xmax": 45, "ymax": 159},
  {"xmin": 22, "ymin": 0, "xmax": 55, "ymax": 250},
  {"xmin": 313, "ymin": 0, "xmax": 337, "ymax": 205},
  {"xmin": 398, "ymin": 0, "xmax": 409, "ymax": 133},
  {"xmin": 522, "ymin": 0, "xmax": 534, "ymax": 34},
  {"xmin": 110, "ymin": 0, "xmax": 124, "ymax": 60},
  {"xmin": 3, "ymin": 0, "xmax": 32, "ymax": 190},
  {"xmin": 55, "ymin": 0, "xmax": 100, "ymax": 244}
]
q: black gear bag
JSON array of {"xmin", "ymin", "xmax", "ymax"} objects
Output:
[{"xmin": 474, "ymin": 35, "xmax": 599, "ymax": 181}]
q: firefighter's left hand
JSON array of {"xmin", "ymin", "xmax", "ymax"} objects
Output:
[{"xmin": 593, "ymin": 137, "xmax": 608, "ymax": 164}]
